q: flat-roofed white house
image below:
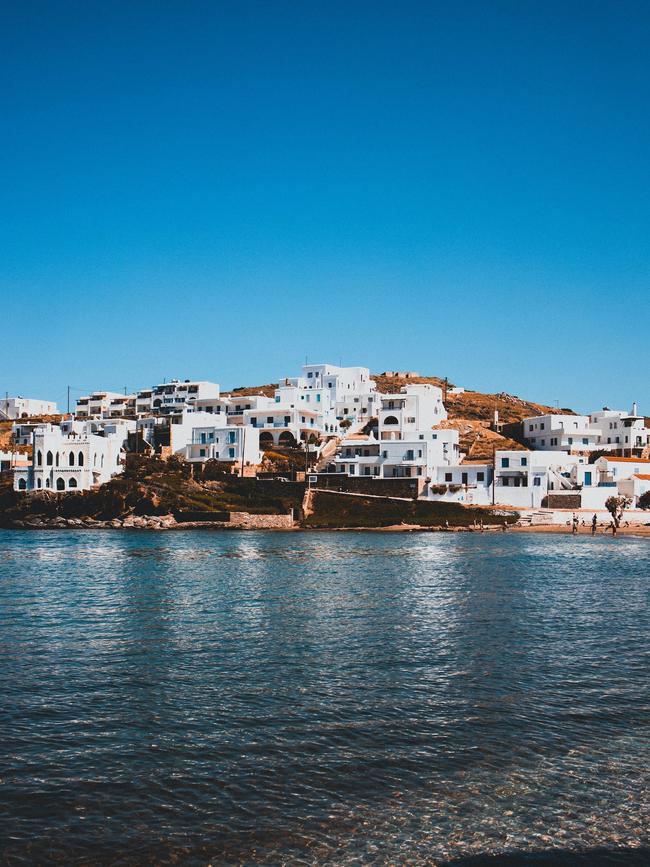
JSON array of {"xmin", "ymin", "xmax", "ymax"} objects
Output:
[
  {"xmin": 137, "ymin": 380, "xmax": 220, "ymax": 415},
  {"xmin": 1, "ymin": 450, "xmax": 30, "ymax": 472},
  {"xmin": 13, "ymin": 421, "xmax": 130, "ymax": 492},
  {"xmin": 332, "ymin": 384, "xmax": 458, "ymax": 481},
  {"xmin": 75, "ymin": 391, "xmax": 126, "ymax": 419},
  {"xmin": 523, "ymin": 414, "xmax": 600, "ymax": 452},
  {"xmin": 0, "ymin": 396, "xmax": 58, "ymax": 420},
  {"xmin": 137, "ymin": 409, "xmax": 218, "ymax": 455},
  {"xmin": 588, "ymin": 406, "xmax": 650, "ymax": 454},
  {"xmin": 618, "ymin": 473, "xmax": 650, "ymax": 507},
  {"xmin": 426, "ymin": 462, "xmax": 493, "ymax": 505},
  {"xmin": 243, "ymin": 405, "xmax": 322, "ymax": 447},
  {"xmin": 184, "ymin": 425, "xmax": 262, "ymax": 468},
  {"xmin": 277, "ymin": 362, "xmax": 378, "ymax": 435},
  {"xmin": 493, "ymin": 449, "xmax": 585, "ymax": 509}
]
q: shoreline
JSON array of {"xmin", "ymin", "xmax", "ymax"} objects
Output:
[{"xmin": 2, "ymin": 520, "xmax": 650, "ymax": 537}]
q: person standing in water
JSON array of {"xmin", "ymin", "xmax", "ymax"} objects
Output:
[{"xmin": 591, "ymin": 514, "xmax": 598, "ymax": 536}]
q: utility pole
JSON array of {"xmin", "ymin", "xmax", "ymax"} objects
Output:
[{"xmin": 4, "ymin": 392, "xmax": 8, "ymax": 422}]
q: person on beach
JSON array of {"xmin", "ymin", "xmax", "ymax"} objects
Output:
[
  {"xmin": 572, "ymin": 514, "xmax": 579, "ymax": 535},
  {"xmin": 591, "ymin": 514, "xmax": 598, "ymax": 536}
]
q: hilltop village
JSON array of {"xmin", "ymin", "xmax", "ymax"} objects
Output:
[{"xmin": 2, "ymin": 363, "xmax": 650, "ymax": 529}]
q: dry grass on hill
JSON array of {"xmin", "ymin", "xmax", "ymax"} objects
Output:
[{"xmin": 434, "ymin": 419, "xmax": 526, "ymax": 462}]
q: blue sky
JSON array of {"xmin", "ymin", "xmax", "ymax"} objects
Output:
[{"xmin": 2, "ymin": 1, "xmax": 649, "ymax": 413}]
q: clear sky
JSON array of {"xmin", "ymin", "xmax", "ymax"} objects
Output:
[{"xmin": 2, "ymin": 1, "xmax": 649, "ymax": 413}]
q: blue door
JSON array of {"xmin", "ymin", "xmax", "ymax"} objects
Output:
[{"xmin": 584, "ymin": 471, "xmax": 592, "ymax": 486}]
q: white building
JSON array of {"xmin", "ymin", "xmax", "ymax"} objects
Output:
[
  {"xmin": 276, "ymin": 363, "xmax": 377, "ymax": 436},
  {"xmin": 75, "ymin": 391, "xmax": 126, "ymax": 419},
  {"xmin": 522, "ymin": 404, "xmax": 649, "ymax": 455},
  {"xmin": 588, "ymin": 406, "xmax": 650, "ymax": 454},
  {"xmin": 13, "ymin": 421, "xmax": 130, "ymax": 492},
  {"xmin": 1, "ymin": 450, "xmax": 30, "ymax": 472},
  {"xmin": 0, "ymin": 396, "xmax": 58, "ymax": 420},
  {"xmin": 426, "ymin": 462, "xmax": 493, "ymax": 505},
  {"xmin": 137, "ymin": 380, "xmax": 220, "ymax": 415},
  {"xmin": 243, "ymin": 405, "xmax": 322, "ymax": 448},
  {"xmin": 523, "ymin": 414, "xmax": 600, "ymax": 452},
  {"xmin": 618, "ymin": 473, "xmax": 650, "ymax": 508},
  {"xmin": 137, "ymin": 409, "xmax": 218, "ymax": 455},
  {"xmin": 493, "ymin": 449, "xmax": 585, "ymax": 509},
  {"xmin": 185, "ymin": 425, "xmax": 262, "ymax": 467},
  {"xmin": 333, "ymin": 384, "xmax": 458, "ymax": 481}
]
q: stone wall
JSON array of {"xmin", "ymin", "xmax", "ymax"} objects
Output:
[
  {"xmin": 311, "ymin": 474, "xmax": 420, "ymax": 499},
  {"xmin": 228, "ymin": 511, "xmax": 295, "ymax": 529}
]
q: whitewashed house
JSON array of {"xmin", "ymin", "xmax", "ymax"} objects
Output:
[
  {"xmin": 137, "ymin": 380, "xmax": 220, "ymax": 415},
  {"xmin": 523, "ymin": 414, "xmax": 600, "ymax": 452},
  {"xmin": 276, "ymin": 363, "xmax": 377, "ymax": 435},
  {"xmin": 333, "ymin": 384, "xmax": 458, "ymax": 481},
  {"xmin": 185, "ymin": 425, "xmax": 262, "ymax": 467},
  {"xmin": 13, "ymin": 421, "xmax": 130, "ymax": 492},
  {"xmin": 243, "ymin": 405, "xmax": 322, "ymax": 447},
  {"xmin": 618, "ymin": 473, "xmax": 650, "ymax": 508},
  {"xmin": 75, "ymin": 391, "xmax": 126, "ymax": 419},
  {"xmin": 588, "ymin": 406, "xmax": 650, "ymax": 454},
  {"xmin": 426, "ymin": 462, "xmax": 493, "ymax": 505},
  {"xmin": 493, "ymin": 450, "xmax": 585, "ymax": 509},
  {"xmin": 137, "ymin": 409, "xmax": 217, "ymax": 456},
  {"xmin": 0, "ymin": 396, "xmax": 58, "ymax": 420}
]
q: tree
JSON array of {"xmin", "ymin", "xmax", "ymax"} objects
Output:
[
  {"xmin": 638, "ymin": 490, "xmax": 650, "ymax": 511},
  {"xmin": 339, "ymin": 418, "xmax": 353, "ymax": 431},
  {"xmin": 605, "ymin": 495, "xmax": 632, "ymax": 530}
]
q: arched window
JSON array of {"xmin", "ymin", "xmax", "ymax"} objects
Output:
[
  {"xmin": 383, "ymin": 415, "xmax": 399, "ymax": 425},
  {"xmin": 37, "ymin": 478, "xmax": 42, "ymax": 488},
  {"xmin": 55, "ymin": 452, "xmax": 60, "ymax": 467},
  {"xmin": 78, "ymin": 451, "xmax": 84, "ymax": 467},
  {"xmin": 46, "ymin": 450, "xmax": 53, "ymax": 466},
  {"xmin": 45, "ymin": 478, "xmax": 50, "ymax": 488},
  {"xmin": 69, "ymin": 478, "xmax": 78, "ymax": 488},
  {"xmin": 18, "ymin": 478, "xmax": 27, "ymax": 490},
  {"xmin": 69, "ymin": 451, "xmax": 75, "ymax": 466},
  {"xmin": 37, "ymin": 450, "xmax": 42, "ymax": 466},
  {"xmin": 56, "ymin": 478, "xmax": 65, "ymax": 491}
]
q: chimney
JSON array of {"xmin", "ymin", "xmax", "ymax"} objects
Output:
[
  {"xmin": 632, "ymin": 401, "xmax": 638, "ymax": 416},
  {"xmin": 493, "ymin": 408, "xmax": 499, "ymax": 429}
]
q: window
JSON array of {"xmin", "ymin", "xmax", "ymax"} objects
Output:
[
  {"xmin": 18, "ymin": 478, "xmax": 27, "ymax": 490},
  {"xmin": 46, "ymin": 451, "xmax": 53, "ymax": 466},
  {"xmin": 582, "ymin": 438, "xmax": 588, "ymax": 445},
  {"xmin": 445, "ymin": 472, "xmax": 453, "ymax": 482},
  {"xmin": 69, "ymin": 452, "xmax": 75, "ymax": 466},
  {"xmin": 56, "ymin": 478, "xmax": 65, "ymax": 491},
  {"xmin": 501, "ymin": 458, "xmax": 510, "ymax": 468},
  {"xmin": 568, "ymin": 437, "xmax": 573, "ymax": 445},
  {"xmin": 199, "ymin": 448, "xmax": 206, "ymax": 457},
  {"xmin": 228, "ymin": 448, "xmax": 235, "ymax": 459},
  {"xmin": 383, "ymin": 415, "xmax": 399, "ymax": 425},
  {"xmin": 477, "ymin": 472, "xmax": 485, "ymax": 482},
  {"xmin": 533, "ymin": 477, "xmax": 541, "ymax": 486},
  {"xmin": 69, "ymin": 478, "xmax": 78, "ymax": 488},
  {"xmin": 78, "ymin": 451, "xmax": 84, "ymax": 466},
  {"xmin": 37, "ymin": 450, "xmax": 42, "ymax": 466},
  {"xmin": 521, "ymin": 457, "xmax": 527, "ymax": 466}
]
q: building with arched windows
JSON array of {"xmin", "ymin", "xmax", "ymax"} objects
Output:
[
  {"xmin": 331, "ymin": 384, "xmax": 458, "ymax": 484},
  {"xmin": 13, "ymin": 420, "xmax": 132, "ymax": 492}
]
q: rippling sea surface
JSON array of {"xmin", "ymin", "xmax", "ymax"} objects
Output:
[{"xmin": 1, "ymin": 530, "xmax": 649, "ymax": 865}]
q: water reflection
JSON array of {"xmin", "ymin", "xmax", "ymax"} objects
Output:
[{"xmin": 0, "ymin": 530, "xmax": 648, "ymax": 864}]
